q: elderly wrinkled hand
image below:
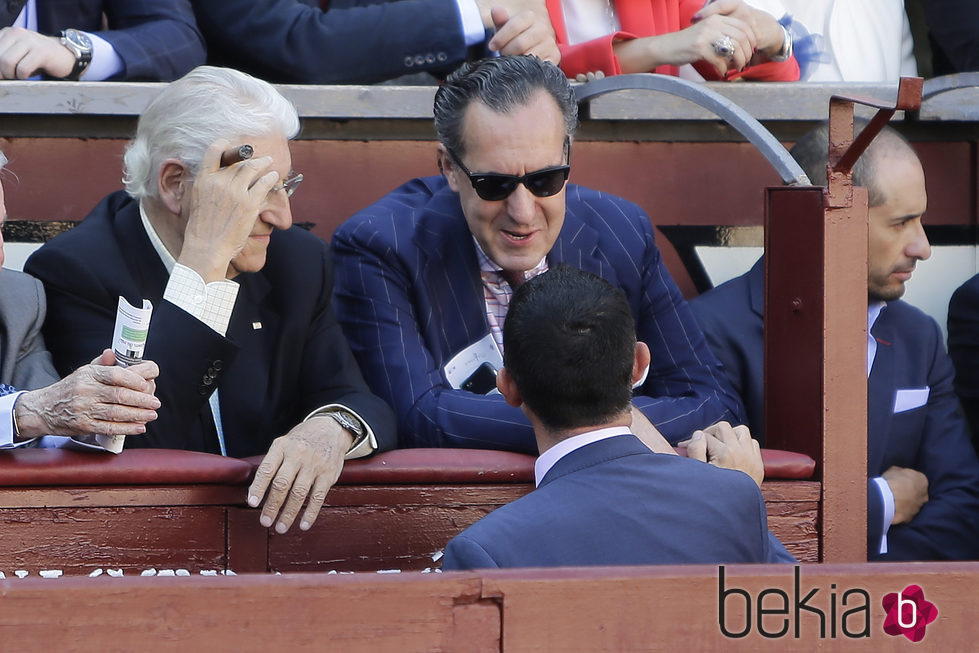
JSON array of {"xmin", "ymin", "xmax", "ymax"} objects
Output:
[
  {"xmin": 177, "ymin": 139, "xmax": 279, "ymax": 282},
  {"xmin": 0, "ymin": 27, "xmax": 75, "ymax": 79},
  {"xmin": 678, "ymin": 421, "xmax": 764, "ymax": 487},
  {"xmin": 247, "ymin": 416, "xmax": 354, "ymax": 533},
  {"xmin": 14, "ymin": 350, "xmax": 160, "ymax": 440}
]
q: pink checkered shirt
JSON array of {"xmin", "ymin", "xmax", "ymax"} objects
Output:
[{"xmin": 474, "ymin": 239, "xmax": 548, "ymax": 356}]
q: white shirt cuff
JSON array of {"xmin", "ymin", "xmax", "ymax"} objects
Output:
[
  {"xmin": 0, "ymin": 391, "xmax": 30, "ymax": 448},
  {"xmin": 79, "ymin": 32, "xmax": 124, "ymax": 81},
  {"xmin": 455, "ymin": 0, "xmax": 487, "ymax": 46},
  {"xmin": 303, "ymin": 403, "xmax": 378, "ymax": 460},
  {"xmin": 164, "ymin": 264, "xmax": 240, "ymax": 337},
  {"xmin": 872, "ymin": 476, "xmax": 895, "ymax": 555}
]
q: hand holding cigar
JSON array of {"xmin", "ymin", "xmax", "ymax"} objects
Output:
[{"xmin": 220, "ymin": 144, "xmax": 254, "ymax": 167}]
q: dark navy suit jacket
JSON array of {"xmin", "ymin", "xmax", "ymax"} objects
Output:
[
  {"xmin": 332, "ymin": 176, "xmax": 744, "ymax": 453},
  {"xmin": 691, "ymin": 258, "xmax": 979, "ymax": 560},
  {"xmin": 25, "ymin": 191, "xmax": 395, "ymax": 458},
  {"xmin": 193, "ymin": 0, "xmax": 476, "ymax": 84},
  {"xmin": 442, "ymin": 434, "xmax": 793, "ymax": 569},
  {"xmin": 36, "ymin": 0, "xmax": 205, "ymax": 80},
  {"xmin": 948, "ymin": 273, "xmax": 979, "ymax": 448}
]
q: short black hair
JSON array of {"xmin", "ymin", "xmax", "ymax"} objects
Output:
[
  {"xmin": 433, "ymin": 55, "xmax": 578, "ymax": 157},
  {"xmin": 789, "ymin": 118, "xmax": 916, "ymax": 207},
  {"xmin": 503, "ymin": 265, "xmax": 635, "ymax": 431}
]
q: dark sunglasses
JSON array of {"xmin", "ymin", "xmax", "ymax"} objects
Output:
[{"xmin": 448, "ymin": 144, "xmax": 570, "ymax": 202}]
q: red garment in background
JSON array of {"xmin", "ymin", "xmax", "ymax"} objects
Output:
[{"xmin": 547, "ymin": 0, "xmax": 799, "ymax": 81}]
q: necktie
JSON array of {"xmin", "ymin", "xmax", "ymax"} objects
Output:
[
  {"xmin": 501, "ymin": 269, "xmax": 526, "ymax": 290},
  {"xmin": 0, "ymin": 383, "xmax": 18, "ymax": 396},
  {"xmin": 0, "ymin": 0, "xmax": 26, "ymax": 28}
]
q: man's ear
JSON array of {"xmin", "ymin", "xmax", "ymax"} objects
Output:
[
  {"xmin": 632, "ymin": 341, "xmax": 651, "ymax": 387},
  {"xmin": 497, "ymin": 367, "xmax": 523, "ymax": 408},
  {"xmin": 157, "ymin": 158, "xmax": 188, "ymax": 215},
  {"xmin": 437, "ymin": 144, "xmax": 461, "ymax": 193}
]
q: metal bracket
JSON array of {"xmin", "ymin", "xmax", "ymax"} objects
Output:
[
  {"xmin": 826, "ymin": 77, "xmax": 923, "ymax": 207},
  {"xmin": 574, "ymin": 74, "xmax": 810, "ymax": 186}
]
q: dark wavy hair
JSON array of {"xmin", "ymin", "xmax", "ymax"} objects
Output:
[
  {"xmin": 504, "ymin": 265, "xmax": 636, "ymax": 431},
  {"xmin": 434, "ymin": 55, "xmax": 578, "ymax": 157}
]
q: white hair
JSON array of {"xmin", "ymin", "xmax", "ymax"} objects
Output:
[{"xmin": 123, "ymin": 66, "xmax": 300, "ymax": 200}]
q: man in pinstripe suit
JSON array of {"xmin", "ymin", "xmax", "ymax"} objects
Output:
[{"xmin": 333, "ymin": 55, "xmax": 744, "ymax": 453}]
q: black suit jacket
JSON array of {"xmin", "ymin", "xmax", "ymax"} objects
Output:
[
  {"xmin": 194, "ymin": 0, "xmax": 477, "ymax": 84},
  {"xmin": 36, "ymin": 0, "xmax": 205, "ymax": 80},
  {"xmin": 25, "ymin": 190, "xmax": 395, "ymax": 458}
]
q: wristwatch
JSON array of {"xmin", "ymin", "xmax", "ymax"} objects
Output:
[
  {"xmin": 320, "ymin": 409, "xmax": 369, "ymax": 452},
  {"xmin": 59, "ymin": 29, "xmax": 93, "ymax": 80}
]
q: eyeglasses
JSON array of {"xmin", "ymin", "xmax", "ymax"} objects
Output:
[
  {"xmin": 447, "ymin": 145, "xmax": 570, "ymax": 202},
  {"xmin": 270, "ymin": 172, "xmax": 304, "ymax": 198}
]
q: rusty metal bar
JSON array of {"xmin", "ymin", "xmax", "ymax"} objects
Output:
[{"xmin": 767, "ymin": 78, "xmax": 923, "ymax": 563}]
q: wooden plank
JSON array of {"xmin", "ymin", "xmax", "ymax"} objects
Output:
[
  {"xmin": 0, "ymin": 506, "xmax": 227, "ymax": 575},
  {"xmin": 268, "ymin": 485, "xmax": 530, "ymax": 572},
  {"xmin": 227, "ymin": 507, "xmax": 269, "ymax": 574},
  {"xmin": 482, "ymin": 563, "xmax": 979, "ymax": 651},
  {"xmin": 2, "ymin": 564, "xmax": 975, "ymax": 651},
  {"xmin": 762, "ymin": 481, "xmax": 820, "ymax": 563},
  {"xmin": 0, "ymin": 573, "xmax": 491, "ymax": 653},
  {"xmin": 0, "ymin": 485, "xmax": 244, "ymax": 509}
]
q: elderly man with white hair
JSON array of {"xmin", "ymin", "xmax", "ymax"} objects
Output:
[{"xmin": 26, "ymin": 66, "xmax": 395, "ymax": 534}]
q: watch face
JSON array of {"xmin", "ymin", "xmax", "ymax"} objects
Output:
[{"xmin": 64, "ymin": 29, "xmax": 93, "ymax": 52}]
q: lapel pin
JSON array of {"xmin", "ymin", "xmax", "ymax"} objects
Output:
[{"xmin": 252, "ymin": 322, "xmax": 262, "ymax": 330}]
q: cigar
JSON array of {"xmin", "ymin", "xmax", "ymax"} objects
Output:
[{"xmin": 220, "ymin": 144, "xmax": 254, "ymax": 167}]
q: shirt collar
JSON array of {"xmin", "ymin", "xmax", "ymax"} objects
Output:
[
  {"xmin": 867, "ymin": 301, "xmax": 887, "ymax": 377},
  {"xmin": 139, "ymin": 202, "xmax": 177, "ymax": 274},
  {"xmin": 473, "ymin": 237, "xmax": 547, "ymax": 282},
  {"xmin": 534, "ymin": 425, "xmax": 633, "ymax": 486}
]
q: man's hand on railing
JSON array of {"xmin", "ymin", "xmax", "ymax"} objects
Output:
[
  {"xmin": 678, "ymin": 421, "xmax": 764, "ymax": 487},
  {"xmin": 247, "ymin": 417, "xmax": 353, "ymax": 534}
]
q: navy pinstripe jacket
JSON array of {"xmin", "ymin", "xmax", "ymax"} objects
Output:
[
  {"xmin": 37, "ymin": 0, "xmax": 204, "ymax": 81},
  {"xmin": 332, "ymin": 176, "xmax": 744, "ymax": 451}
]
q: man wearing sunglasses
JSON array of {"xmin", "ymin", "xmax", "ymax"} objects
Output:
[
  {"xmin": 333, "ymin": 55, "xmax": 743, "ymax": 453},
  {"xmin": 26, "ymin": 66, "xmax": 396, "ymax": 535}
]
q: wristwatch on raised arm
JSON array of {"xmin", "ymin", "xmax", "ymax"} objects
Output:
[{"xmin": 59, "ymin": 29, "xmax": 92, "ymax": 80}]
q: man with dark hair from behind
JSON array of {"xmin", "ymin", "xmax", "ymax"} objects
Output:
[
  {"xmin": 442, "ymin": 265, "xmax": 793, "ymax": 570},
  {"xmin": 690, "ymin": 120, "xmax": 979, "ymax": 561}
]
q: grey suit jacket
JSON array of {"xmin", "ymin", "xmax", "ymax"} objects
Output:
[{"xmin": 0, "ymin": 268, "xmax": 60, "ymax": 390}]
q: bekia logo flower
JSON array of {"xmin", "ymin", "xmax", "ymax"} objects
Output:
[{"xmin": 882, "ymin": 585, "xmax": 938, "ymax": 642}]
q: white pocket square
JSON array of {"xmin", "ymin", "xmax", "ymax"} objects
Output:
[{"xmin": 893, "ymin": 387, "xmax": 929, "ymax": 413}]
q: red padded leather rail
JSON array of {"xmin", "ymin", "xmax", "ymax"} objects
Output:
[
  {"xmin": 0, "ymin": 448, "xmax": 254, "ymax": 487},
  {"xmin": 760, "ymin": 448, "xmax": 816, "ymax": 479},
  {"xmin": 0, "ymin": 446, "xmax": 815, "ymax": 488}
]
